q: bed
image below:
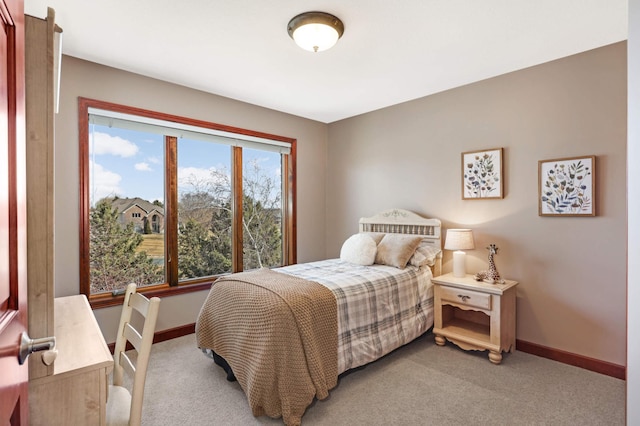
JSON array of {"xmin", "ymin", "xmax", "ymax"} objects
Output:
[{"xmin": 196, "ymin": 209, "xmax": 442, "ymax": 425}]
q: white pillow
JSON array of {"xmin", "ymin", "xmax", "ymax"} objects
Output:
[
  {"xmin": 340, "ymin": 233, "xmax": 377, "ymax": 265},
  {"xmin": 362, "ymin": 232, "xmax": 385, "ymax": 245}
]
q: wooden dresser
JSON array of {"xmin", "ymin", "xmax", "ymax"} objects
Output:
[{"xmin": 29, "ymin": 296, "xmax": 113, "ymax": 425}]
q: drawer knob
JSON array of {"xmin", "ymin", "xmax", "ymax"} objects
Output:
[{"xmin": 457, "ymin": 294, "xmax": 470, "ymax": 302}]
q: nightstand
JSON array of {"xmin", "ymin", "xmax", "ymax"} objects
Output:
[{"xmin": 432, "ymin": 273, "xmax": 518, "ymax": 364}]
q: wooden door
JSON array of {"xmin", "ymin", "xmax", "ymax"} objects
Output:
[{"xmin": 0, "ymin": 0, "xmax": 28, "ymax": 423}]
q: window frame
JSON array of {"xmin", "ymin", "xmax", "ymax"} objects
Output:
[{"xmin": 78, "ymin": 97, "xmax": 297, "ymax": 308}]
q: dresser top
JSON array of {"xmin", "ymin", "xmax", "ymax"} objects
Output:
[
  {"xmin": 432, "ymin": 273, "xmax": 518, "ymax": 294},
  {"xmin": 53, "ymin": 295, "xmax": 113, "ymax": 376}
]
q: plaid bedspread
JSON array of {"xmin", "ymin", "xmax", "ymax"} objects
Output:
[{"xmin": 278, "ymin": 259, "xmax": 434, "ymax": 373}]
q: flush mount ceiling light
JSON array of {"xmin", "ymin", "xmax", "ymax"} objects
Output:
[{"xmin": 287, "ymin": 11, "xmax": 344, "ymax": 53}]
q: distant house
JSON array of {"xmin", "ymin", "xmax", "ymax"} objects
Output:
[{"xmin": 111, "ymin": 197, "xmax": 165, "ymax": 234}]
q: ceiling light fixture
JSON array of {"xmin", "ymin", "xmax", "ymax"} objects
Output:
[{"xmin": 287, "ymin": 11, "xmax": 344, "ymax": 53}]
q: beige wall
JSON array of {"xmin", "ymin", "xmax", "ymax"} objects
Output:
[
  {"xmin": 628, "ymin": 0, "xmax": 639, "ymax": 420},
  {"xmin": 327, "ymin": 42, "xmax": 627, "ymax": 365},
  {"xmin": 55, "ymin": 44, "xmax": 628, "ymax": 366},
  {"xmin": 54, "ymin": 56, "xmax": 329, "ymax": 342}
]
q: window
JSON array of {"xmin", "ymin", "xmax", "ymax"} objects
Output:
[{"xmin": 79, "ymin": 98, "xmax": 296, "ymax": 306}]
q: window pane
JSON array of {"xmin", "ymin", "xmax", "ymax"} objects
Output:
[
  {"xmin": 177, "ymin": 138, "xmax": 232, "ymax": 280},
  {"xmin": 242, "ymin": 148, "xmax": 283, "ymax": 270},
  {"xmin": 88, "ymin": 124, "xmax": 165, "ymax": 295}
]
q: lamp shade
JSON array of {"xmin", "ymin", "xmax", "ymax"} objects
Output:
[
  {"xmin": 444, "ymin": 229, "xmax": 475, "ymax": 251},
  {"xmin": 287, "ymin": 12, "xmax": 344, "ymax": 52}
]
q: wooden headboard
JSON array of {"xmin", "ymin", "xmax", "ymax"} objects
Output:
[{"xmin": 359, "ymin": 209, "xmax": 442, "ymax": 276}]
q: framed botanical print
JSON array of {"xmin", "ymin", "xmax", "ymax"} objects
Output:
[
  {"xmin": 462, "ymin": 148, "xmax": 503, "ymax": 199},
  {"xmin": 538, "ymin": 155, "xmax": 595, "ymax": 217}
]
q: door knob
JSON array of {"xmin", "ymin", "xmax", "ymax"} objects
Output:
[{"xmin": 18, "ymin": 332, "xmax": 56, "ymax": 365}]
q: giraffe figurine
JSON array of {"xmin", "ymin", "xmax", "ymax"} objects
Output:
[{"xmin": 474, "ymin": 244, "xmax": 504, "ymax": 284}]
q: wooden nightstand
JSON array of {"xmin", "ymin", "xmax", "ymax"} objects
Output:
[{"xmin": 432, "ymin": 273, "xmax": 518, "ymax": 364}]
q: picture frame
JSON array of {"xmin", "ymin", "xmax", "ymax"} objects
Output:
[
  {"xmin": 462, "ymin": 148, "xmax": 503, "ymax": 199},
  {"xmin": 538, "ymin": 155, "xmax": 595, "ymax": 217}
]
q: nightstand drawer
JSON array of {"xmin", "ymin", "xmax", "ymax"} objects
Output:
[{"xmin": 439, "ymin": 286, "xmax": 491, "ymax": 310}]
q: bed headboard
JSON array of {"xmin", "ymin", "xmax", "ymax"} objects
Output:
[{"xmin": 359, "ymin": 209, "xmax": 442, "ymax": 276}]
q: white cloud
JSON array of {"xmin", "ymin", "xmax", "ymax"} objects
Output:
[
  {"xmin": 178, "ymin": 166, "xmax": 215, "ymax": 186},
  {"xmin": 90, "ymin": 163, "xmax": 122, "ymax": 204},
  {"xmin": 135, "ymin": 162, "xmax": 152, "ymax": 172},
  {"xmin": 90, "ymin": 132, "xmax": 139, "ymax": 157},
  {"xmin": 178, "ymin": 166, "xmax": 228, "ymax": 192},
  {"xmin": 147, "ymin": 156, "xmax": 161, "ymax": 164}
]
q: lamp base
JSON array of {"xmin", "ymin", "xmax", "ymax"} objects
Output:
[{"xmin": 452, "ymin": 251, "xmax": 466, "ymax": 278}]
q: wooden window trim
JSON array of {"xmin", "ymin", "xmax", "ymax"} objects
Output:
[
  {"xmin": 165, "ymin": 136, "xmax": 178, "ymax": 287},
  {"xmin": 78, "ymin": 97, "xmax": 297, "ymax": 308},
  {"xmin": 232, "ymin": 146, "xmax": 243, "ymax": 272}
]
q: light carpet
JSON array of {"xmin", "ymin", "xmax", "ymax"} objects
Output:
[{"xmin": 139, "ymin": 333, "xmax": 624, "ymax": 425}]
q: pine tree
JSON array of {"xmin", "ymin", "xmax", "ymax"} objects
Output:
[
  {"xmin": 90, "ymin": 198, "xmax": 163, "ymax": 293},
  {"xmin": 143, "ymin": 218, "xmax": 152, "ymax": 234},
  {"xmin": 177, "ymin": 219, "xmax": 231, "ymax": 279}
]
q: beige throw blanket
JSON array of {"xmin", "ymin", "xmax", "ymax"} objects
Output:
[{"xmin": 196, "ymin": 268, "xmax": 338, "ymax": 426}]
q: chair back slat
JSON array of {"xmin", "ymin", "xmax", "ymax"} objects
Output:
[
  {"xmin": 119, "ymin": 351, "xmax": 136, "ymax": 378},
  {"xmin": 108, "ymin": 283, "xmax": 161, "ymax": 426},
  {"xmin": 124, "ymin": 322, "xmax": 143, "ymax": 352},
  {"xmin": 129, "ymin": 292, "xmax": 151, "ymax": 317}
]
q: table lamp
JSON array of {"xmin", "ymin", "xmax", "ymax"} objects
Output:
[{"xmin": 444, "ymin": 229, "xmax": 475, "ymax": 278}]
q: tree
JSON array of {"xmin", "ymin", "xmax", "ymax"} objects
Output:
[
  {"xmin": 176, "ymin": 157, "xmax": 282, "ymax": 276},
  {"xmin": 143, "ymin": 218, "xmax": 152, "ymax": 234},
  {"xmin": 208, "ymin": 200, "xmax": 233, "ymax": 259},
  {"xmin": 242, "ymin": 196, "xmax": 281, "ymax": 269},
  {"xmin": 241, "ymin": 159, "xmax": 282, "ymax": 269},
  {"xmin": 177, "ymin": 219, "xmax": 231, "ymax": 279},
  {"xmin": 178, "ymin": 191, "xmax": 216, "ymax": 225},
  {"xmin": 90, "ymin": 198, "xmax": 163, "ymax": 293}
]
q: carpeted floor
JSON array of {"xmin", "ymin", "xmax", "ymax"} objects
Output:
[{"xmin": 139, "ymin": 333, "xmax": 625, "ymax": 425}]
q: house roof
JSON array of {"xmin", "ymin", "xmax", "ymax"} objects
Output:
[
  {"xmin": 111, "ymin": 197, "xmax": 165, "ymax": 217},
  {"xmin": 25, "ymin": 1, "xmax": 627, "ymax": 123}
]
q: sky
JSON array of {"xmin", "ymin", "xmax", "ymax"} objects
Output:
[{"xmin": 89, "ymin": 124, "xmax": 282, "ymax": 206}]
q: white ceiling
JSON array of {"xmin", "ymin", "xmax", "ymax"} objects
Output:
[{"xmin": 24, "ymin": 0, "xmax": 628, "ymax": 123}]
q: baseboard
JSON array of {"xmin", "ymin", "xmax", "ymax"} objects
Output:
[
  {"xmin": 153, "ymin": 323, "xmax": 196, "ymax": 344},
  {"xmin": 516, "ymin": 339, "xmax": 625, "ymax": 380},
  {"xmin": 108, "ymin": 323, "xmax": 196, "ymax": 353},
  {"xmin": 110, "ymin": 325, "xmax": 626, "ymax": 381}
]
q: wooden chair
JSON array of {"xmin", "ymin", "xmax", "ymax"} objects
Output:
[{"xmin": 106, "ymin": 283, "xmax": 161, "ymax": 426}]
